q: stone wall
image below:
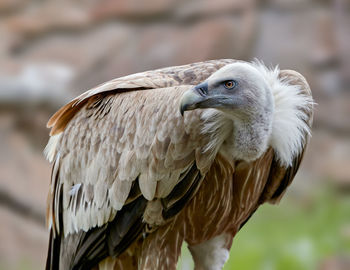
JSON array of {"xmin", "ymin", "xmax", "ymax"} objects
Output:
[{"xmin": 0, "ymin": 0, "xmax": 349, "ymax": 269}]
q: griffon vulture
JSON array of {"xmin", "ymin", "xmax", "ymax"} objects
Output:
[{"xmin": 44, "ymin": 59, "xmax": 313, "ymax": 270}]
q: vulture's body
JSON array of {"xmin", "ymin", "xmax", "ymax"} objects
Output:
[{"xmin": 45, "ymin": 59, "xmax": 313, "ymax": 270}]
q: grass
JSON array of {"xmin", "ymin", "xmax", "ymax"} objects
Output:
[{"xmin": 178, "ymin": 184, "xmax": 350, "ymax": 270}]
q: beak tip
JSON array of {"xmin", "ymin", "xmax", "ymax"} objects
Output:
[
  {"xmin": 180, "ymin": 106, "xmax": 185, "ymax": 116},
  {"xmin": 179, "ymin": 86, "xmax": 206, "ymax": 117}
]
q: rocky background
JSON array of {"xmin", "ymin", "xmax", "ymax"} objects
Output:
[{"xmin": 0, "ymin": 0, "xmax": 349, "ymax": 269}]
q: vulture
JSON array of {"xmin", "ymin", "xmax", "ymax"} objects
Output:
[{"xmin": 44, "ymin": 59, "xmax": 313, "ymax": 270}]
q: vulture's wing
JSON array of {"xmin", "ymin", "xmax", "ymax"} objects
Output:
[{"xmin": 45, "ymin": 59, "xmax": 236, "ymax": 270}]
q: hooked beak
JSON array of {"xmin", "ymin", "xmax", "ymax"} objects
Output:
[{"xmin": 179, "ymin": 82, "xmax": 208, "ymax": 116}]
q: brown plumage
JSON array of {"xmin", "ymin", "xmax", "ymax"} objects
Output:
[{"xmin": 44, "ymin": 59, "xmax": 313, "ymax": 270}]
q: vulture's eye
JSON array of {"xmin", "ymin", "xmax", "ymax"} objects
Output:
[{"xmin": 223, "ymin": 80, "xmax": 237, "ymax": 90}]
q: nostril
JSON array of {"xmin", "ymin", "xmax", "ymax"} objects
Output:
[
  {"xmin": 195, "ymin": 82, "xmax": 208, "ymax": 97},
  {"xmin": 197, "ymin": 87, "xmax": 206, "ymax": 96}
]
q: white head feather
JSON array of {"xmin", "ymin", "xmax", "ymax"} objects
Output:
[{"xmin": 253, "ymin": 61, "xmax": 313, "ymax": 166}]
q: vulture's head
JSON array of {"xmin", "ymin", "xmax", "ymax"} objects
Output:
[
  {"xmin": 180, "ymin": 62, "xmax": 276, "ymax": 162},
  {"xmin": 180, "ymin": 62, "xmax": 274, "ymax": 122},
  {"xmin": 180, "ymin": 61, "xmax": 313, "ymax": 166}
]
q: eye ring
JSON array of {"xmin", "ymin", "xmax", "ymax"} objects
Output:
[{"xmin": 224, "ymin": 80, "xmax": 237, "ymax": 90}]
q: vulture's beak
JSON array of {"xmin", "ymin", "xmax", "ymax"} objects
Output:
[{"xmin": 180, "ymin": 82, "xmax": 208, "ymax": 116}]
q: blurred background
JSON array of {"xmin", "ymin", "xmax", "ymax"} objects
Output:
[{"xmin": 0, "ymin": 0, "xmax": 349, "ymax": 269}]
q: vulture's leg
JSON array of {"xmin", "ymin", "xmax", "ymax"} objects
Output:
[
  {"xmin": 139, "ymin": 224, "xmax": 184, "ymax": 270},
  {"xmin": 188, "ymin": 234, "xmax": 233, "ymax": 270},
  {"xmin": 97, "ymin": 239, "xmax": 141, "ymax": 270}
]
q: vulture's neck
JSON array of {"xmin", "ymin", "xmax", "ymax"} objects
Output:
[
  {"xmin": 201, "ymin": 110, "xmax": 272, "ymax": 164},
  {"xmin": 230, "ymin": 114, "xmax": 273, "ymax": 162}
]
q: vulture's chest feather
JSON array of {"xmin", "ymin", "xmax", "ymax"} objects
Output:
[{"xmin": 177, "ymin": 149, "xmax": 274, "ymax": 245}]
